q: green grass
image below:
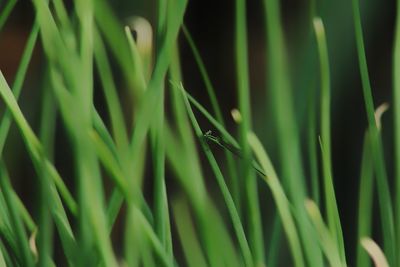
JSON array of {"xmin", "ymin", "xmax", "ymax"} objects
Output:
[{"xmin": 0, "ymin": 0, "xmax": 398, "ymax": 266}]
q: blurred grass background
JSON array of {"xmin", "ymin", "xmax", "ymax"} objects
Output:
[{"xmin": 0, "ymin": 0, "xmax": 398, "ymax": 266}]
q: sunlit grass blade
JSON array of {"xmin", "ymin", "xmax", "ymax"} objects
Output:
[
  {"xmin": 351, "ymin": 0, "xmax": 395, "ymax": 263},
  {"xmin": 305, "ymin": 200, "xmax": 345, "ymax": 267},
  {"xmin": 0, "ymin": 244, "xmax": 6, "ymax": 267},
  {"xmin": 172, "ymin": 199, "xmax": 208, "ymax": 267},
  {"xmin": 124, "ymin": 23, "xmax": 148, "ymax": 90}
]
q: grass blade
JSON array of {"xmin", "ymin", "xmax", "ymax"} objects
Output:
[
  {"xmin": 182, "ymin": 25, "xmax": 240, "ymax": 208},
  {"xmin": 0, "ymin": 162, "xmax": 34, "ymax": 267},
  {"xmin": 0, "ymin": 22, "xmax": 39, "ymax": 156},
  {"xmin": 0, "ymin": 243, "xmax": 7, "ymax": 267},
  {"xmin": 392, "ymin": 0, "xmax": 400, "ymax": 264},
  {"xmin": 306, "ymin": 82, "xmax": 320, "ymax": 205},
  {"xmin": 37, "ymin": 83, "xmax": 57, "ymax": 267},
  {"xmin": 235, "ymin": 0, "xmax": 264, "ymax": 263},
  {"xmin": 313, "ymin": 17, "xmax": 345, "ymax": 263},
  {"xmin": 361, "ymin": 238, "xmax": 389, "ymax": 267},
  {"xmin": 356, "ymin": 133, "xmax": 374, "ymax": 267},
  {"xmin": 164, "ymin": 124, "xmax": 240, "ymax": 267},
  {"xmin": 180, "ymin": 83, "xmax": 254, "ymax": 267},
  {"xmin": 94, "ymin": 30, "xmax": 129, "ymax": 151},
  {"xmin": 247, "ymin": 132, "xmax": 305, "ymax": 267},
  {"xmin": 0, "ymin": 0, "xmax": 16, "ymax": 31},
  {"xmin": 150, "ymin": 1, "xmax": 171, "ymax": 256},
  {"xmin": 262, "ymin": 0, "xmax": 323, "ymax": 264},
  {"xmin": 305, "ymin": 200, "xmax": 345, "ymax": 267},
  {"xmin": 351, "ymin": 0, "xmax": 395, "ymax": 263}
]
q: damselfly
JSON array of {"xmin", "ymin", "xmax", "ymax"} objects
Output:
[{"xmin": 203, "ymin": 131, "xmax": 266, "ymax": 177}]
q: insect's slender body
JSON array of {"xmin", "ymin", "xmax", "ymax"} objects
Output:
[{"xmin": 203, "ymin": 131, "xmax": 266, "ymax": 177}]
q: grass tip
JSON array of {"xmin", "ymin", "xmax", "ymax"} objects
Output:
[
  {"xmin": 231, "ymin": 108, "xmax": 242, "ymax": 124},
  {"xmin": 29, "ymin": 229, "xmax": 38, "ymax": 259},
  {"xmin": 125, "ymin": 16, "xmax": 153, "ymax": 54},
  {"xmin": 374, "ymin": 102, "xmax": 389, "ymax": 131},
  {"xmin": 360, "ymin": 237, "xmax": 389, "ymax": 267},
  {"xmin": 305, "ymin": 198, "xmax": 318, "ymax": 215},
  {"xmin": 313, "ymin": 17, "xmax": 325, "ymax": 36}
]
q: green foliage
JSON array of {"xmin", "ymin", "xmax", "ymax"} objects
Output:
[{"xmin": 0, "ymin": 0, "xmax": 398, "ymax": 266}]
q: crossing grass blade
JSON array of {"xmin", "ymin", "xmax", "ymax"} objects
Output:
[
  {"xmin": 305, "ymin": 200, "xmax": 345, "ymax": 267},
  {"xmin": 0, "ymin": 162, "xmax": 34, "ymax": 267},
  {"xmin": 0, "ymin": 72, "xmax": 77, "ymax": 215}
]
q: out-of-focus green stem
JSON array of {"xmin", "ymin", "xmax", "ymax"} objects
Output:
[{"xmin": 235, "ymin": 0, "xmax": 265, "ymax": 264}]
